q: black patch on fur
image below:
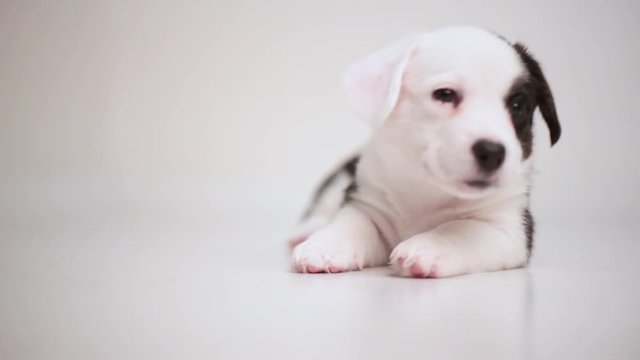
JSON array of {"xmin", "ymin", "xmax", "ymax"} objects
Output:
[
  {"xmin": 342, "ymin": 155, "xmax": 359, "ymax": 177},
  {"xmin": 302, "ymin": 155, "xmax": 360, "ymax": 219},
  {"xmin": 343, "ymin": 179, "xmax": 358, "ymax": 204},
  {"xmin": 523, "ymin": 207, "xmax": 535, "ymax": 258},
  {"xmin": 512, "ymin": 43, "xmax": 561, "ymax": 146},
  {"xmin": 505, "ymin": 77, "xmax": 537, "ymax": 159},
  {"xmin": 343, "ymin": 157, "xmax": 359, "ymax": 204}
]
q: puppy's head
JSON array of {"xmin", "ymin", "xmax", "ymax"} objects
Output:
[{"xmin": 344, "ymin": 26, "xmax": 561, "ymax": 198}]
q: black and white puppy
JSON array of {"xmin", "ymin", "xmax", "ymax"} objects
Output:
[{"xmin": 289, "ymin": 26, "xmax": 561, "ymax": 278}]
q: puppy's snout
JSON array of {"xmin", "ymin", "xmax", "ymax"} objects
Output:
[{"xmin": 472, "ymin": 139, "xmax": 505, "ymax": 173}]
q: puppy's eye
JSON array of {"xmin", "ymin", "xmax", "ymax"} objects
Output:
[
  {"xmin": 510, "ymin": 99, "xmax": 524, "ymax": 113},
  {"xmin": 509, "ymin": 95, "xmax": 527, "ymax": 114},
  {"xmin": 432, "ymin": 88, "xmax": 459, "ymax": 104}
]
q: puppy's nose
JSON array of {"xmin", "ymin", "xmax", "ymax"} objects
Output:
[{"xmin": 472, "ymin": 140, "xmax": 506, "ymax": 173}]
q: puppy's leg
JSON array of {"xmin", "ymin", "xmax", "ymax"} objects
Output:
[
  {"xmin": 291, "ymin": 205, "xmax": 388, "ymax": 273},
  {"xmin": 390, "ymin": 219, "xmax": 528, "ymax": 278}
]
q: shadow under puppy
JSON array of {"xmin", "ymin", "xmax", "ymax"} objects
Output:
[{"xmin": 289, "ymin": 26, "xmax": 561, "ymax": 278}]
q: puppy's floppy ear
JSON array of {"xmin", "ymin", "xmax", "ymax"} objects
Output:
[
  {"xmin": 513, "ymin": 43, "xmax": 561, "ymax": 145},
  {"xmin": 343, "ymin": 36, "xmax": 420, "ymax": 127}
]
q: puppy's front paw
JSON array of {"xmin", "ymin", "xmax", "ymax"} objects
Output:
[
  {"xmin": 390, "ymin": 235, "xmax": 467, "ymax": 278},
  {"xmin": 291, "ymin": 231, "xmax": 364, "ymax": 274}
]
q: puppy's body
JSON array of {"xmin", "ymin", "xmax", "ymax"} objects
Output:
[{"xmin": 290, "ymin": 27, "xmax": 559, "ymax": 278}]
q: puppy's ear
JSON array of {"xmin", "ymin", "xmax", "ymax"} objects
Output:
[
  {"xmin": 343, "ymin": 36, "xmax": 420, "ymax": 127},
  {"xmin": 513, "ymin": 43, "xmax": 561, "ymax": 146}
]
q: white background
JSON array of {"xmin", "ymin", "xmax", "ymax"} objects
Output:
[{"xmin": 1, "ymin": 1, "xmax": 639, "ymax": 359}]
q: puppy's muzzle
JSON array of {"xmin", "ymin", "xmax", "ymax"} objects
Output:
[{"xmin": 472, "ymin": 139, "xmax": 505, "ymax": 173}]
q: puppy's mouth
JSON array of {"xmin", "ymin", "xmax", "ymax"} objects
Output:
[
  {"xmin": 464, "ymin": 179, "xmax": 492, "ymax": 189},
  {"xmin": 463, "ymin": 176, "xmax": 501, "ymax": 191}
]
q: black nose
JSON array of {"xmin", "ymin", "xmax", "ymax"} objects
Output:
[{"xmin": 472, "ymin": 140, "xmax": 506, "ymax": 173}]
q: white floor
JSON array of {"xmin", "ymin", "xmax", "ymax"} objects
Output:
[{"xmin": 1, "ymin": 196, "xmax": 638, "ymax": 360}]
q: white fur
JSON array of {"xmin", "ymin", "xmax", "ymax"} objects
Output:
[{"xmin": 291, "ymin": 26, "xmax": 538, "ymax": 277}]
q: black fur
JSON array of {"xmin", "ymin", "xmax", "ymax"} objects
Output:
[
  {"xmin": 523, "ymin": 208, "xmax": 535, "ymax": 258},
  {"xmin": 342, "ymin": 155, "xmax": 359, "ymax": 176},
  {"xmin": 510, "ymin": 43, "xmax": 558, "ymax": 261},
  {"xmin": 505, "ymin": 77, "xmax": 537, "ymax": 159},
  {"xmin": 302, "ymin": 155, "xmax": 359, "ymax": 219},
  {"xmin": 343, "ymin": 157, "xmax": 359, "ymax": 204},
  {"xmin": 343, "ymin": 178, "xmax": 358, "ymax": 204},
  {"xmin": 512, "ymin": 43, "xmax": 561, "ymax": 146}
]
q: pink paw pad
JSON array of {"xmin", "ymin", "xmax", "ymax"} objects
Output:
[
  {"xmin": 411, "ymin": 263, "xmax": 439, "ymax": 278},
  {"xmin": 306, "ymin": 265, "xmax": 323, "ymax": 273},
  {"xmin": 409, "ymin": 263, "xmax": 425, "ymax": 277}
]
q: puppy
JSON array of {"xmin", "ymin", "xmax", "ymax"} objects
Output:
[{"xmin": 289, "ymin": 26, "xmax": 561, "ymax": 278}]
